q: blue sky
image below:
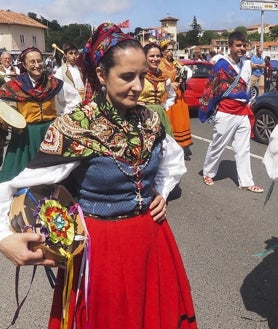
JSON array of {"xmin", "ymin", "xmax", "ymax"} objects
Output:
[{"xmin": 0, "ymin": 0, "xmax": 277, "ymax": 32}]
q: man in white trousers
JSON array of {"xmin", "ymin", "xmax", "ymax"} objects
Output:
[{"xmin": 200, "ymin": 31, "xmax": 263, "ymax": 193}]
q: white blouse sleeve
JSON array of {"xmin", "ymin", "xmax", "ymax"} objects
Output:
[
  {"xmin": 155, "ymin": 134, "xmax": 187, "ymax": 200},
  {"xmin": 263, "ymin": 125, "xmax": 278, "ymax": 181},
  {"xmin": 0, "ymin": 161, "xmax": 80, "ymax": 241},
  {"xmin": 55, "ymin": 81, "xmax": 82, "ymax": 115},
  {"xmin": 54, "ymin": 67, "xmax": 63, "ymax": 80},
  {"xmin": 162, "ymin": 78, "xmax": 176, "ymax": 111}
]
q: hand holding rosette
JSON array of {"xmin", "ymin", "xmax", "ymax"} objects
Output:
[{"xmin": 9, "ymin": 184, "xmax": 87, "ymax": 263}]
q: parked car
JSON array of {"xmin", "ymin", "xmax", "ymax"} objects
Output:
[
  {"xmin": 250, "ymin": 90, "xmax": 278, "ymax": 144},
  {"xmin": 179, "ymin": 59, "xmax": 212, "ymax": 111}
]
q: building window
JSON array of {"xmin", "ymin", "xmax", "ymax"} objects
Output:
[
  {"xmin": 20, "ymin": 34, "xmax": 25, "ymax": 47},
  {"xmin": 33, "ymin": 35, "xmax": 37, "ymax": 46}
]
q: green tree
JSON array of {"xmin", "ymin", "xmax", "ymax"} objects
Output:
[
  {"xmin": 27, "ymin": 12, "xmax": 91, "ymax": 52},
  {"xmin": 270, "ymin": 25, "xmax": 278, "ymax": 41},
  {"xmin": 184, "ymin": 16, "xmax": 202, "ymax": 47},
  {"xmin": 234, "ymin": 26, "xmax": 248, "ymax": 37},
  {"xmin": 177, "ymin": 32, "xmax": 187, "ymax": 50},
  {"xmin": 199, "ymin": 30, "xmax": 218, "ymax": 45},
  {"xmin": 248, "ymin": 31, "xmax": 260, "ymax": 42},
  {"xmin": 221, "ymin": 30, "xmax": 230, "ymax": 38}
]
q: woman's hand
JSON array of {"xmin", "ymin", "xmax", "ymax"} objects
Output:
[
  {"xmin": 149, "ymin": 193, "xmax": 167, "ymax": 222},
  {"xmin": 0, "ymin": 233, "xmax": 56, "ymax": 267}
]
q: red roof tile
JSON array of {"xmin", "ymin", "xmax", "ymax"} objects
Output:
[{"xmin": 0, "ymin": 10, "xmax": 47, "ymax": 29}]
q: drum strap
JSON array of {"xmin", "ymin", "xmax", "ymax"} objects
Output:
[
  {"xmin": 6, "ymin": 266, "xmax": 37, "ymax": 328},
  {"xmin": 6, "ymin": 265, "xmax": 57, "ymax": 328}
]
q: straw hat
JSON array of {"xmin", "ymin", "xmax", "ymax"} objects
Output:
[{"xmin": 160, "ymin": 40, "xmax": 173, "ymax": 50}]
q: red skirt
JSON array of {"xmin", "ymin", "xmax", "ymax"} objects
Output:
[{"xmin": 48, "ymin": 211, "xmax": 197, "ymax": 329}]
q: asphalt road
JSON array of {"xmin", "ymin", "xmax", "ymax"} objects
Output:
[{"xmin": 1, "ymin": 116, "xmax": 278, "ymax": 329}]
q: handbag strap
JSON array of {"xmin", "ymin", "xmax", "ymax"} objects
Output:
[{"xmin": 222, "ymin": 59, "xmax": 243, "ymax": 97}]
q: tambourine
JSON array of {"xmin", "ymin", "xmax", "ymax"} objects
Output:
[
  {"xmin": 0, "ymin": 101, "xmax": 26, "ymax": 164},
  {"xmin": 9, "ymin": 184, "xmax": 87, "ymax": 262},
  {"xmin": 0, "ymin": 100, "xmax": 26, "ymax": 130}
]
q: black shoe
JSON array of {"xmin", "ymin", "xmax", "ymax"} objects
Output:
[{"xmin": 184, "ymin": 155, "xmax": 191, "ymax": 161}]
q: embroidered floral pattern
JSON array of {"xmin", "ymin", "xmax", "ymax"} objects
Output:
[
  {"xmin": 200, "ymin": 60, "xmax": 248, "ymax": 113},
  {"xmin": 39, "ymin": 92, "xmax": 164, "ymax": 165}
]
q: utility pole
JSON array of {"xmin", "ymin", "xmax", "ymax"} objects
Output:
[{"xmin": 260, "ymin": 10, "xmax": 264, "ymax": 51}]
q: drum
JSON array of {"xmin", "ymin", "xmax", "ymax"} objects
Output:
[
  {"xmin": 9, "ymin": 184, "xmax": 87, "ymax": 263},
  {"xmin": 0, "ymin": 101, "xmax": 26, "ymax": 165},
  {"xmin": 0, "ymin": 101, "xmax": 26, "ymax": 129}
]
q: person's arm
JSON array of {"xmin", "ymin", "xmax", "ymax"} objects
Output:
[
  {"xmin": 0, "ymin": 161, "xmax": 80, "ymax": 265},
  {"xmin": 263, "ymin": 125, "xmax": 278, "ymax": 181},
  {"xmin": 250, "ymin": 58, "xmax": 265, "ymax": 70},
  {"xmin": 150, "ymin": 135, "xmax": 186, "ymax": 222},
  {"xmin": 154, "ymin": 134, "xmax": 186, "ymax": 200},
  {"xmin": 55, "ymin": 81, "xmax": 82, "ymax": 115},
  {"xmin": 162, "ymin": 78, "xmax": 176, "ymax": 110}
]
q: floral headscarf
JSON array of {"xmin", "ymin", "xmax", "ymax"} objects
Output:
[
  {"xmin": 85, "ymin": 22, "xmax": 133, "ymax": 67},
  {"xmin": 80, "ymin": 23, "xmax": 135, "ymax": 103}
]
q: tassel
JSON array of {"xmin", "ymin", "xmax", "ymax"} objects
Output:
[{"xmin": 61, "ymin": 253, "xmax": 74, "ymax": 329}]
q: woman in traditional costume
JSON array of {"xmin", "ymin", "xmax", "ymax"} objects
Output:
[
  {"xmin": 0, "ymin": 23, "xmax": 198, "ymax": 329},
  {"xmin": 159, "ymin": 40, "xmax": 193, "ymax": 160},
  {"xmin": 138, "ymin": 42, "xmax": 175, "ymax": 136},
  {"xmin": 0, "ymin": 47, "xmax": 81, "ymax": 182}
]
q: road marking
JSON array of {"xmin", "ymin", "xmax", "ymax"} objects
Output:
[{"xmin": 192, "ymin": 134, "xmax": 264, "ymax": 160}]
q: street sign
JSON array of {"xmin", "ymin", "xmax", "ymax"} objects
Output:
[{"xmin": 240, "ymin": 0, "xmax": 278, "ymax": 11}]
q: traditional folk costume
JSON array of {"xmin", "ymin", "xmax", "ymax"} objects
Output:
[
  {"xmin": 0, "ymin": 91, "xmax": 198, "ymax": 329},
  {"xmin": 55, "ymin": 63, "xmax": 85, "ymax": 99},
  {"xmin": 0, "ymin": 72, "xmax": 81, "ymax": 182},
  {"xmin": 0, "ymin": 63, "xmax": 20, "ymax": 86},
  {"xmin": 200, "ymin": 57, "xmax": 256, "ymax": 187},
  {"xmin": 138, "ymin": 68, "xmax": 175, "ymax": 136},
  {"xmin": 159, "ymin": 58, "xmax": 192, "ymax": 158}
]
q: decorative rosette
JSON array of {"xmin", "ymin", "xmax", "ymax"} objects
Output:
[{"xmin": 34, "ymin": 198, "xmax": 75, "ymax": 248}]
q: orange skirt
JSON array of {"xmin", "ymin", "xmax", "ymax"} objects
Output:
[
  {"xmin": 48, "ymin": 211, "xmax": 197, "ymax": 329},
  {"xmin": 166, "ymin": 89, "xmax": 192, "ymax": 148}
]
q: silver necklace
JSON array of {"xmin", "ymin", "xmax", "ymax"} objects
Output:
[
  {"xmin": 111, "ymin": 152, "xmax": 151, "ymax": 210},
  {"xmin": 109, "ymin": 118, "xmax": 150, "ymax": 210}
]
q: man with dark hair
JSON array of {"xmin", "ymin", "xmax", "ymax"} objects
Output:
[
  {"xmin": 54, "ymin": 42, "xmax": 85, "ymax": 100},
  {"xmin": 199, "ymin": 31, "xmax": 263, "ymax": 193}
]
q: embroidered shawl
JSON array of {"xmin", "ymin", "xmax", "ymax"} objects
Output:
[
  {"xmin": 159, "ymin": 58, "xmax": 177, "ymax": 82},
  {"xmin": 0, "ymin": 72, "xmax": 63, "ymax": 102},
  {"xmin": 200, "ymin": 58, "xmax": 249, "ymax": 116},
  {"xmin": 29, "ymin": 92, "xmax": 165, "ymax": 168}
]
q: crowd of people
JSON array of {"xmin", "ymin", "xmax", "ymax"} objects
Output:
[
  {"xmin": 192, "ymin": 46, "xmax": 277, "ymax": 94},
  {"xmin": 0, "ymin": 24, "xmax": 276, "ymax": 329}
]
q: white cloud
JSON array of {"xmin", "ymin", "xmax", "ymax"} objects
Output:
[{"xmin": 0, "ymin": 0, "xmax": 133, "ymax": 25}]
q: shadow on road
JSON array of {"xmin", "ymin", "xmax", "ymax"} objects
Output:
[
  {"xmin": 240, "ymin": 237, "xmax": 278, "ymax": 329},
  {"xmin": 167, "ymin": 184, "xmax": 182, "ymax": 202},
  {"xmin": 198, "ymin": 159, "xmax": 238, "ymax": 186}
]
